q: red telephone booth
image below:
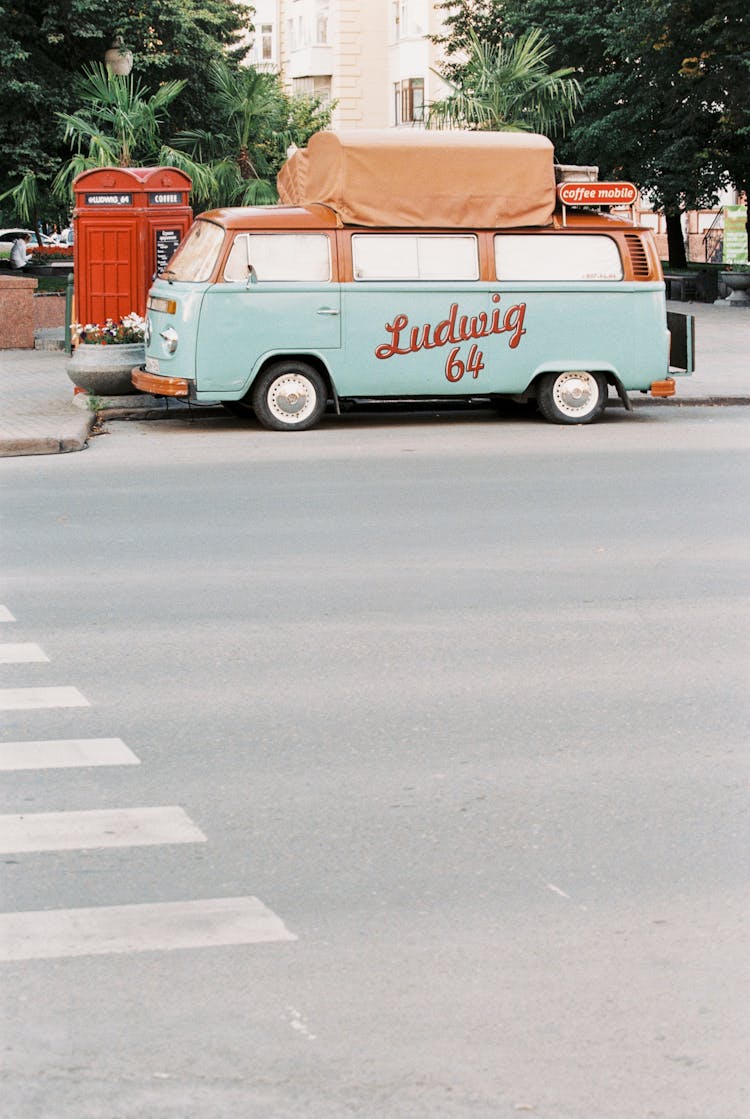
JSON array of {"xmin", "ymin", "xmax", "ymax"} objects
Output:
[{"xmin": 72, "ymin": 166, "xmax": 192, "ymax": 325}]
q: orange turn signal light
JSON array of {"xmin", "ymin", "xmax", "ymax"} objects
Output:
[
  {"xmin": 650, "ymin": 379, "xmax": 676, "ymax": 398},
  {"xmin": 147, "ymin": 296, "xmax": 177, "ymax": 314}
]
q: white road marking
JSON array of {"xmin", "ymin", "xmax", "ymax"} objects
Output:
[
  {"xmin": 546, "ymin": 883, "xmax": 570, "ymax": 898},
  {"xmin": 0, "ymin": 606, "xmax": 16, "ymax": 622},
  {"xmin": 0, "ymin": 686, "xmax": 89, "ymax": 710},
  {"xmin": 0, "ymin": 738, "xmax": 140, "ymax": 771},
  {"xmin": 0, "ymin": 643, "xmax": 49, "ymax": 664},
  {"xmin": 0, "ymin": 806, "xmax": 206, "ymax": 854},
  {"xmin": 0, "ymin": 897, "xmax": 297, "ymax": 961}
]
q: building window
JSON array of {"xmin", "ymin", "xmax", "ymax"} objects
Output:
[
  {"xmin": 261, "ymin": 24, "xmax": 273, "ymax": 61},
  {"xmin": 394, "ymin": 78, "xmax": 424, "ymax": 125},
  {"xmin": 396, "ymin": 1, "xmax": 408, "ymax": 38},
  {"xmin": 316, "ymin": 0, "xmax": 329, "ymax": 44}
]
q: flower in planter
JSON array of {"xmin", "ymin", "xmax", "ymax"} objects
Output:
[
  {"xmin": 72, "ymin": 314, "xmax": 146, "ymax": 345},
  {"xmin": 34, "ymin": 245, "xmax": 74, "ymax": 261}
]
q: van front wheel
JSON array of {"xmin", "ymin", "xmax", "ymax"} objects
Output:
[
  {"xmin": 537, "ymin": 370, "xmax": 607, "ymax": 425},
  {"xmin": 252, "ymin": 362, "xmax": 327, "ymax": 431}
]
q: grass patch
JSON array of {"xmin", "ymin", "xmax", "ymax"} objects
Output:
[{"xmin": 35, "ymin": 274, "xmax": 70, "ymax": 293}]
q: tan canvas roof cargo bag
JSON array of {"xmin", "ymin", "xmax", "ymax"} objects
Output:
[{"xmin": 277, "ymin": 129, "xmax": 556, "ymax": 229}]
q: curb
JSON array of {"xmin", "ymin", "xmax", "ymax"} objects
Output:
[
  {"xmin": 0, "ymin": 415, "xmax": 95, "ymax": 458},
  {"xmin": 78, "ymin": 393, "xmax": 225, "ymax": 422},
  {"xmin": 631, "ymin": 396, "xmax": 750, "ymax": 408}
]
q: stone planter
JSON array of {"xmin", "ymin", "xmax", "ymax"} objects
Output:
[
  {"xmin": 718, "ymin": 270, "xmax": 750, "ymax": 306},
  {"xmin": 66, "ymin": 342, "xmax": 145, "ymax": 395}
]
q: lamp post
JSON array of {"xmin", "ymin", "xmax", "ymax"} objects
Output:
[{"xmin": 104, "ymin": 35, "xmax": 133, "ymax": 76}]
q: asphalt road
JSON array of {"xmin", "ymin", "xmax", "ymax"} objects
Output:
[{"xmin": 1, "ymin": 404, "xmax": 748, "ymax": 1119}]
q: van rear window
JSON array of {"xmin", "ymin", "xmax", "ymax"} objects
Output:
[
  {"xmin": 224, "ymin": 233, "xmax": 331, "ymax": 282},
  {"xmin": 352, "ymin": 234, "xmax": 479, "ymax": 281},
  {"xmin": 495, "ymin": 234, "xmax": 623, "ymax": 281}
]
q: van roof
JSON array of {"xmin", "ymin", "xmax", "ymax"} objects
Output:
[
  {"xmin": 200, "ymin": 204, "xmax": 342, "ymax": 230},
  {"xmin": 197, "ymin": 205, "xmax": 643, "ymax": 234}
]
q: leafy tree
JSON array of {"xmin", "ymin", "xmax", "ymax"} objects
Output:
[
  {"xmin": 0, "ymin": 0, "xmax": 251, "ymax": 224},
  {"xmin": 432, "ymin": 0, "xmax": 506, "ymax": 80},
  {"xmin": 436, "ymin": 0, "xmax": 749, "ymax": 264},
  {"xmin": 427, "ymin": 27, "xmax": 580, "ymax": 135},
  {"xmin": 507, "ymin": 0, "xmax": 749, "ymax": 265},
  {"xmin": 165, "ymin": 60, "xmax": 334, "ymax": 208}
]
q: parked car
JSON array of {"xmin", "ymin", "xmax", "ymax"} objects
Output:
[{"xmin": 0, "ymin": 228, "xmax": 44, "ymax": 253}]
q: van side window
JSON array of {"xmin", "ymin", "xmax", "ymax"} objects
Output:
[
  {"xmin": 224, "ymin": 233, "xmax": 331, "ymax": 282},
  {"xmin": 495, "ymin": 234, "xmax": 623, "ymax": 281},
  {"xmin": 352, "ymin": 234, "xmax": 479, "ymax": 281}
]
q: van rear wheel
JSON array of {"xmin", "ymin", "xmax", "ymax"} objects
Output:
[
  {"xmin": 537, "ymin": 370, "xmax": 607, "ymax": 425},
  {"xmin": 252, "ymin": 361, "xmax": 327, "ymax": 431}
]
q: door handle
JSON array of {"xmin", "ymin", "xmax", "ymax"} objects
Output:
[{"xmin": 317, "ymin": 307, "xmax": 339, "ymax": 316}]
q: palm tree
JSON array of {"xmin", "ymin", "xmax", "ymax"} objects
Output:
[
  {"xmin": 164, "ymin": 60, "xmax": 334, "ymax": 209},
  {"xmin": 0, "ymin": 170, "xmax": 42, "ymax": 226},
  {"xmin": 52, "ymin": 63, "xmax": 186, "ymax": 200},
  {"xmin": 427, "ymin": 29, "xmax": 581, "ymax": 136},
  {"xmin": 166, "ymin": 61, "xmax": 290, "ymax": 208}
]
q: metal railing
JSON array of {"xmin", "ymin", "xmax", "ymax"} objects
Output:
[{"xmin": 702, "ymin": 212, "xmax": 724, "ymax": 263}]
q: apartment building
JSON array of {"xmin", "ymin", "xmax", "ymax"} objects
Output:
[
  {"xmin": 242, "ymin": 0, "xmax": 279, "ymax": 69},
  {"xmin": 244, "ymin": 1, "xmax": 449, "ymax": 128}
]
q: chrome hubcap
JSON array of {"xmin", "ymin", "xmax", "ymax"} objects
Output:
[
  {"xmin": 268, "ymin": 375, "xmax": 316, "ymax": 423},
  {"xmin": 553, "ymin": 371, "xmax": 599, "ymax": 418}
]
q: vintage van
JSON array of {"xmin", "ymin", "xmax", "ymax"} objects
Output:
[{"xmin": 132, "ymin": 131, "xmax": 694, "ymax": 430}]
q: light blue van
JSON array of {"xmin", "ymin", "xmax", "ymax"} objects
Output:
[{"xmin": 133, "ymin": 202, "xmax": 694, "ymax": 429}]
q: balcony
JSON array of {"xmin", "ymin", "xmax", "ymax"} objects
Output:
[{"xmin": 288, "ymin": 44, "xmax": 333, "ymax": 78}]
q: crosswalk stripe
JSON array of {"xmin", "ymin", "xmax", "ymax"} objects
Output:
[
  {"xmin": 0, "ymin": 643, "xmax": 49, "ymax": 664},
  {"xmin": 0, "ymin": 896, "xmax": 297, "ymax": 961},
  {"xmin": 0, "ymin": 606, "xmax": 15, "ymax": 622},
  {"xmin": 0, "ymin": 686, "xmax": 89, "ymax": 710},
  {"xmin": 0, "ymin": 806, "xmax": 206, "ymax": 853},
  {"xmin": 0, "ymin": 738, "xmax": 140, "ymax": 771}
]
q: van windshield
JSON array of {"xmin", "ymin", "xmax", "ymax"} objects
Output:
[{"xmin": 162, "ymin": 220, "xmax": 225, "ymax": 282}]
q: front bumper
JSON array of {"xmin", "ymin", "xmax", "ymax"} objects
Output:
[{"xmin": 131, "ymin": 366, "xmax": 190, "ymax": 397}]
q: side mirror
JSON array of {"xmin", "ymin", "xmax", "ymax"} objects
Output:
[{"xmin": 246, "ymin": 264, "xmax": 258, "ymax": 286}]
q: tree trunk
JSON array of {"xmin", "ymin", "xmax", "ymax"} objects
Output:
[{"xmin": 665, "ymin": 210, "xmax": 687, "ymax": 268}]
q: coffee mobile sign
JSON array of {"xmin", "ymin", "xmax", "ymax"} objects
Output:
[{"xmin": 557, "ymin": 182, "xmax": 639, "ymax": 206}]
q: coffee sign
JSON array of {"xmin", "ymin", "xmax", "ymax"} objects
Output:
[
  {"xmin": 558, "ymin": 182, "xmax": 638, "ymax": 206},
  {"xmin": 148, "ymin": 192, "xmax": 183, "ymax": 206}
]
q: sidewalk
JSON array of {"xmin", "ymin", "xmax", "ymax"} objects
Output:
[{"xmin": 1, "ymin": 301, "xmax": 748, "ymax": 457}]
